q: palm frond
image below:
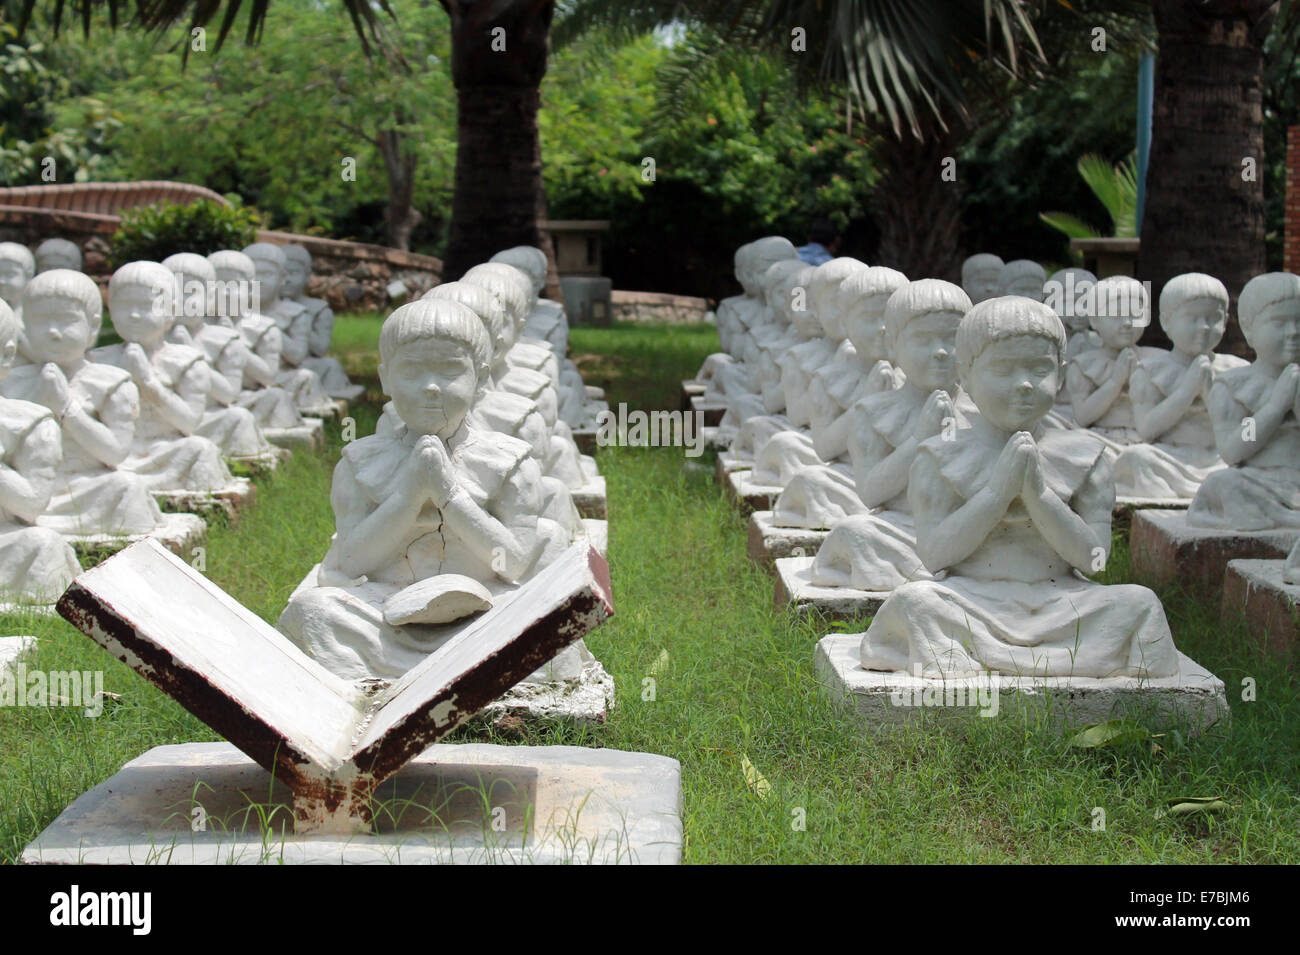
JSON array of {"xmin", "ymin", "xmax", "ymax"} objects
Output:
[
  {"xmin": 1038, "ymin": 211, "xmax": 1101, "ymax": 241},
  {"xmin": 17, "ymin": 0, "xmax": 396, "ymax": 55},
  {"xmin": 1076, "ymin": 152, "xmax": 1137, "ymax": 238}
]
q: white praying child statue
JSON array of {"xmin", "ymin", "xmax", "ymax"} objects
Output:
[
  {"xmin": 282, "ymin": 243, "xmax": 364, "ymax": 401},
  {"xmin": 161, "ymin": 253, "xmax": 272, "ymax": 463},
  {"xmin": 1066, "ymin": 275, "xmax": 1152, "ymax": 430},
  {"xmin": 242, "ymin": 243, "xmax": 332, "ymax": 414},
  {"xmin": 961, "ymin": 253, "xmax": 1004, "ymax": 305},
  {"xmin": 1, "ymin": 270, "xmax": 164, "ymax": 536},
  {"xmin": 1187, "ymin": 272, "xmax": 1300, "ymax": 530},
  {"xmin": 785, "ymin": 280, "xmax": 973, "ymax": 594},
  {"xmin": 1124, "ymin": 273, "xmax": 1245, "ymax": 500},
  {"xmin": 810, "ymin": 265, "xmax": 909, "ymax": 463},
  {"xmin": 0, "ymin": 242, "xmax": 35, "ymax": 312},
  {"xmin": 208, "ymin": 249, "xmax": 308, "ymax": 431},
  {"xmin": 34, "ymin": 238, "xmax": 83, "ymax": 274},
  {"xmin": 277, "ymin": 299, "xmax": 570, "ymax": 681},
  {"xmin": 94, "ymin": 262, "xmax": 235, "ymax": 494},
  {"xmin": 999, "ymin": 259, "xmax": 1048, "ymax": 302},
  {"xmin": 489, "ymin": 245, "xmax": 570, "ymax": 355},
  {"xmin": 1045, "ymin": 267, "xmax": 1100, "ymax": 363},
  {"xmin": 859, "ymin": 296, "xmax": 1180, "ymax": 678},
  {"xmin": 0, "ymin": 298, "xmax": 82, "ymax": 604}
]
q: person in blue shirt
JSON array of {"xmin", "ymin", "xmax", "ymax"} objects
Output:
[{"xmin": 797, "ymin": 218, "xmax": 842, "ymax": 266}]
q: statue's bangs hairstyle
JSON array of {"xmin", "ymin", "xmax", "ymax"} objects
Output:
[
  {"xmin": 489, "ymin": 247, "xmax": 547, "ymax": 295},
  {"xmin": 999, "ymin": 259, "xmax": 1047, "ymax": 290},
  {"xmin": 956, "ymin": 296, "xmax": 1067, "ymax": 378},
  {"xmin": 0, "ymin": 242, "xmax": 36, "ymax": 276},
  {"xmin": 110, "ymin": 260, "xmax": 177, "ymax": 302},
  {"xmin": 462, "ymin": 264, "xmax": 530, "ymax": 323},
  {"xmin": 424, "ymin": 281, "xmax": 506, "ymax": 347},
  {"xmin": 207, "ymin": 250, "xmax": 257, "ymax": 281},
  {"xmin": 961, "ymin": 253, "xmax": 1004, "ymax": 283},
  {"xmin": 1157, "ymin": 273, "xmax": 1228, "ymax": 331},
  {"xmin": 163, "ymin": 253, "xmax": 217, "ymax": 285},
  {"xmin": 841, "ymin": 265, "xmax": 908, "ymax": 304},
  {"xmin": 1236, "ymin": 272, "xmax": 1300, "ymax": 339},
  {"xmin": 283, "ymin": 244, "xmax": 313, "ymax": 268},
  {"xmin": 748, "ymin": 235, "xmax": 798, "ymax": 274},
  {"xmin": 809, "ymin": 257, "xmax": 868, "ymax": 314},
  {"xmin": 761, "ymin": 259, "xmax": 806, "ymax": 296},
  {"xmin": 36, "ymin": 238, "xmax": 81, "ymax": 267},
  {"xmin": 243, "ymin": 242, "xmax": 287, "ymax": 268},
  {"xmin": 379, "ymin": 299, "xmax": 491, "ymax": 388},
  {"xmin": 23, "ymin": 268, "xmax": 104, "ymax": 336},
  {"xmin": 1089, "ymin": 275, "xmax": 1150, "ymax": 329},
  {"xmin": 885, "ymin": 279, "xmax": 972, "ymax": 345}
]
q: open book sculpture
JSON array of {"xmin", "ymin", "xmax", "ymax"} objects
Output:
[{"xmin": 55, "ymin": 537, "xmax": 613, "ymax": 834}]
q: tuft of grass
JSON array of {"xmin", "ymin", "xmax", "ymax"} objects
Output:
[{"xmin": 2, "ymin": 317, "xmax": 1296, "ymax": 864}]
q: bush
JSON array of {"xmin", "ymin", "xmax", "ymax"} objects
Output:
[{"xmin": 109, "ymin": 198, "xmax": 262, "ymax": 267}]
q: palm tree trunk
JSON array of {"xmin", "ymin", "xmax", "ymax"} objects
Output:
[
  {"xmin": 1139, "ymin": 0, "xmax": 1274, "ymax": 357},
  {"xmin": 871, "ymin": 112, "xmax": 966, "ymax": 282},
  {"xmin": 442, "ymin": 0, "xmax": 556, "ymax": 288}
]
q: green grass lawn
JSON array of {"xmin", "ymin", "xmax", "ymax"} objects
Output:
[{"xmin": 1, "ymin": 315, "xmax": 1297, "ymax": 864}]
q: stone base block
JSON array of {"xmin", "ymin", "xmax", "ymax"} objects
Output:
[
  {"xmin": 572, "ymin": 428, "xmax": 597, "ymax": 456},
  {"xmin": 680, "ymin": 380, "xmax": 706, "ymax": 413},
  {"xmin": 689, "ymin": 395, "xmax": 726, "ymax": 428},
  {"xmin": 228, "ymin": 447, "xmax": 287, "ymax": 479},
  {"xmin": 1223, "ymin": 559, "xmax": 1300, "ymax": 657},
  {"xmin": 153, "ymin": 478, "xmax": 256, "ymax": 524},
  {"xmin": 715, "ymin": 451, "xmax": 753, "ymax": 481},
  {"xmin": 774, "ymin": 556, "xmax": 887, "ymax": 622},
  {"xmin": 299, "ymin": 398, "xmax": 347, "ymax": 421},
  {"xmin": 815, "ymin": 634, "xmax": 1228, "ymax": 732},
  {"xmin": 725, "ymin": 469, "xmax": 780, "ymax": 514},
  {"xmin": 21, "ymin": 741, "xmax": 683, "ymax": 865},
  {"xmin": 0, "ymin": 635, "xmax": 36, "ymax": 675},
  {"xmin": 1130, "ymin": 509, "xmax": 1300, "ymax": 595},
  {"xmin": 264, "ymin": 419, "xmax": 325, "ymax": 453},
  {"xmin": 702, "ymin": 426, "xmax": 728, "ymax": 451},
  {"xmin": 64, "ymin": 513, "xmax": 207, "ymax": 567},
  {"xmin": 747, "ymin": 512, "xmax": 828, "ymax": 574},
  {"xmin": 477, "ymin": 659, "xmax": 617, "ymax": 727},
  {"xmin": 571, "ymin": 476, "xmax": 607, "ymax": 520},
  {"xmin": 581, "ymin": 519, "xmax": 608, "ymax": 557}
]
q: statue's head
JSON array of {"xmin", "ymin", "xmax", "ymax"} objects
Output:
[
  {"xmin": 762, "ymin": 260, "xmax": 814, "ymax": 334},
  {"xmin": 1238, "ymin": 272, "xmax": 1300, "ymax": 364},
  {"xmin": 208, "ymin": 250, "xmax": 258, "ymax": 318},
  {"xmin": 282, "ymin": 244, "xmax": 313, "ymax": 299},
  {"xmin": 462, "ymin": 263, "xmax": 532, "ymax": 339},
  {"xmin": 842, "ymin": 266, "xmax": 908, "ymax": 363},
  {"xmin": 109, "ymin": 261, "xmax": 178, "ymax": 347},
  {"xmin": 243, "ymin": 243, "xmax": 287, "ymax": 303},
  {"xmin": 1088, "ymin": 276, "xmax": 1149, "ymax": 350},
  {"xmin": 489, "ymin": 246, "xmax": 547, "ymax": 300},
  {"xmin": 424, "ymin": 281, "xmax": 508, "ymax": 364},
  {"xmin": 809, "ymin": 257, "xmax": 868, "ymax": 341},
  {"xmin": 0, "ymin": 242, "xmax": 36, "ymax": 309},
  {"xmin": 957, "ymin": 296, "xmax": 1066, "ymax": 433},
  {"xmin": 733, "ymin": 242, "xmax": 755, "ymax": 294},
  {"xmin": 748, "ymin": 237, "xmax": 798, "ymax": 295},
  {"xmin": 379, "ymin": 298, "xmax": 491, "ymax": 440},
  {"xmin": 885, "ymin": 279, "xmax": 970, "ymax": 394},
  {"xmin": 1158, "ymin": 272, "xmax": 1228, "ymax": 357},
  {"xmin": 998, "ymin": 259, "xmax": 1048, "ymax": 302},
  {"xmin": 1044, "ymin": 268, "xmax": 1097, "ymax": 333},
  {"xmin": 35, "ymin": 238, "xmax": 83, "ymax": 274},
  {"xmin": 961, "ymin": 253, "xmax": 1004, "ymax": 305},
  {"xmin": 20, "ymin": 269, "xmax": 102, "ymax": 365},
  {"xmin": 163, "ymin": 253, "xmax": 217, "ymax": 330}
]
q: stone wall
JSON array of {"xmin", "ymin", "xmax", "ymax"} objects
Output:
[
  {"xmin": 0, "ymin": 183, "xmax": 442, "ymax": 312},
  {"xmin": 610, "ymin": 290, "xmax": 713, "ymax": 325}
]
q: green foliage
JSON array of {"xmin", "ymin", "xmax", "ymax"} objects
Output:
[
  {"xmin": 109, "ymin": 198, "xmax": 261, "ymax": 267},
  {"xmin": 39, "ymin": 0, "xmax": 455, "ymax": 250},
  {"xmin": 1039, "ymin": 152, "xmax": 1139, "ymax": 243}
]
